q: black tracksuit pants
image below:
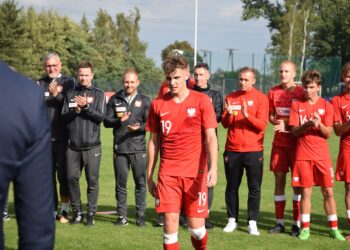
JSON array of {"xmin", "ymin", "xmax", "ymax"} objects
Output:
[
  {"xmin": 224, "ymin": 150, "xmax": 263, "ymax": 223},
  {"xmin": 114, "ymin": 152, "xmax": 147, "ymax": 219},
  {"xmin": 67, "ymin": 146, "xmax": 101, "ymax": 214},
  {"xmin": 52, "ymin": 141, "xmax": 69, "ymax": 211}
]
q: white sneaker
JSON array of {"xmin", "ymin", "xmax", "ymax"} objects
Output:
[
  {"xmin": 223, "ymin": 218, "xmax": 237, "ymax": 232},
  {"xmin": 248, "ymin": 220, "xmax": 260, "ymax": 236}
]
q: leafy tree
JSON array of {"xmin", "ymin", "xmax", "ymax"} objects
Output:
[
  {"xmin": 90, "ymin": 9, "xmax": 126, "ymax": 89},
  {"xmin": 311, "ymin": 0, "xmax": 350, "ymax": 64},
  {"xmin": 0, "ymin": 0, "xmax": 27, "ymax": 70},
  {"xmin": 17, "ymin": 6, "xmax": 41, "ymax": 77},
  {"xmin": 161, "ymin": 40, "xmax": 202, "ymax": 69},
  {"xmin": 240, "ymin": 0, "xmax": 350, "ymax": 67},
  {"xmin": 63, "ymin": 16, "xmax": 100, "ymax": 77},
  {"xmin": 0, "ymin": 1, "xmax": 163, "ymax": 96},
  {"xmin": 114, "ymin": 8, "xmax": 162, "ymax": 93},
  {"xmin": 80, "ymin": 13, "xmax": 90, "ymax": 33},
  {"xmin": 241, "ymin": 0, "xmax": 315, "ymax": 58}
]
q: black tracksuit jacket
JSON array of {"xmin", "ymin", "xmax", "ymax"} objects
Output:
[
  {"xmin": 193, "ymin": 84, "xmax": 223, "ymax": 123},
  {"xmin": 104, "ymin": 90, "xmax": 150, "ymax": 153},
  {"xmin": 62, "ymin": 84, "xmax": 106, "ymax": 150},
  {"xmin": 38, "ymin": 74, "xmax": 75, "ymax": 142}
]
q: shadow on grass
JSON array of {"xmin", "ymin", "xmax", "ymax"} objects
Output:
[
  {"xmin": 94, "ymin": 205, "xmax": 162, "ymax": 226},
  {"xmin": 209, "ymin": 208, "xmax": 349, "ymax": 236},
  {"xmin": 5, "ymin": 201, "xmax": 349, "ymax": 234}
]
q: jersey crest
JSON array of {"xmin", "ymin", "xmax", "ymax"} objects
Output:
[
  {"xmin": 135, "ymin": 100, "xmax": 142, "ymax": 107},
  {"xmin": 57, "ymin": 85, "xmax": 63, "ymax": 93},
  {"xmin": 87, "ymin": 96, "xmax": 94, "ymax": 104},
  {"xmin": 187, "ymin": 107, "xmax": 196, "ymax": 117},
  {"xmin": 318, "ymin": 108, "xmax": 325, "ymax": 115}
]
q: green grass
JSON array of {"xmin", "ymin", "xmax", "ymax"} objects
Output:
[{"xmin": 3, "ymin": 125, "xmax": 350, "ymax": 249}]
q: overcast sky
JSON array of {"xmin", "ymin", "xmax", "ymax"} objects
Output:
[{"xmin": 19, "ymin": 0, "xmax": 271, "ymax": 69}]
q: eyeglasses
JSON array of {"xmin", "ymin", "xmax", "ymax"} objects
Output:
[{"xmin": 45, "ymin": 64, "xmax": 58, "ymax": 68}]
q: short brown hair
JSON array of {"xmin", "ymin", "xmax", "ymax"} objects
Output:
[
  {"xmin": 239, "ymin": 66, "xmax": 256, "ymax": 77},
  {"xmin": 162, "ymin": 56, "xmax": 188, "ymax": 75},
  {"xmin": 77, "ymin": 61, "xmax": 94, "ymax": 73},
  {"xmin": 341, "ymin": 62, "xmax": 350, "ymax": 81},
  {"xmin": 301, "ymin": 70, "xmax": 322, "ymax": 86}
]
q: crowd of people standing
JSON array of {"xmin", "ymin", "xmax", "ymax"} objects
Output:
[{"xmin": 1, "ymin": 53, "xmax": 350, "ymax": 249}]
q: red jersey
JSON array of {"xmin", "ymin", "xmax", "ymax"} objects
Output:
[
  {"xmin": 268, "ymin": 84, "xmax": 304, "ymax": 147},
  {"xmin": 289, "ymin": 97, "xmax": 333, "ymax": 161},
  {"xmin": 157, "ymin": 77, "xmax": 196, "ymax": 98},
  {"xmin": 221, "ymin": 88, "xmax": 269, "ymax": 152},
  {"xmin": 147, "ymin": 90, "xmax": 217, "ymax": 178},
  {"xmin": 331, "ymin": 93, "xmax": 350, "ymax": 150}
]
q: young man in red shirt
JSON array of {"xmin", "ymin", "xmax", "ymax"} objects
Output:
[
  {"xmin": 147, "ymin": 56, "xmax": 218, "ymax": 250},
  {"xmin": 268, "ymin": 61, "xmax": 304, "ymax": 236},
  {"xmin": 157, "ymin": 64, "xmax": 196, "ymax": 98},
  {"xmin": 289, "ymin": 70, "xmax": 345, "ymax": 240},
  {"xmin": 331, "ymin": 62, "xmax": 350, "ymax": 241},
  {"xmin": 221, "ymin": 67, "xmax": 269, "ymax": 236},
  {"xmin": 154, "ymin": 64, "xmax": 196, "ymax": 229}
]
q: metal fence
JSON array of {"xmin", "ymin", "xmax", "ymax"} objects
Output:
[{"xmin": 196, "ymin": 52, "xmax": 342, "ymax": 98}]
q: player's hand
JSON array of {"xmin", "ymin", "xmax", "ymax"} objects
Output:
[
  {"xmin": 128, "ymin": 122, "xmax": 140, "ymax": 132},
  {"xmin": 75, "ymin": 93, "xmax": 88, "ymax": 107},
  {"xmin": 241, "ymin": 98, "xmax": 249, "ymax": 118},
  {"xmin": 313, "ymin": 112, "xmax": 321, "ymax": 127},
  {"xmin": 225, "ymin": 100, "xmax": 233, "ymax": 115},
  {"xmin": 207, "ymin": 168, "xmax": 217, "ymax": 187},
  {"xmin": 75, "ymin": 106, "xmax": 81, "ymax": 113},
  {"xmin": 269, "ymin": 113, "xmax": 281, "ymax": 126},
  {"xmin": 121, "ymin": 112, "xmax": 131, "ymax": 122},
  {"xmin": 49, "ymin": 79, "xmax": 59, "ymax": 97},
  {"xmin": 147, "ymin": 178, "xmax": 157, "ymax": 198},
  {"xmin": 304, "ymin": 119, "xmax": 315, "ymax": 128},
  {"xmin": 274, "ymin": 119, "xmax": 287, "ymax": 132}
]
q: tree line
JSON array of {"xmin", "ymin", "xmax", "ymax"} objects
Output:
[
  {"xmin": 0, "ymin": 0, "xmax": 163, "ymax": 96},
  {"xmin": 1, "ymin": 0, "xmax": 349, "ymax": 97},
  {"xmin": 241, "ymin": 0, "xmax": 350, "ymax": 66}
]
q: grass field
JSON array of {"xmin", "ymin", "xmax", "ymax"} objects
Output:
[{"xmin": 3, "ymin": 125, "xmax": 350, "ymax": 249}]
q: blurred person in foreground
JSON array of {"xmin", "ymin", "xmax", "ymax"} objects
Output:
[{"xmin": 0, "ymin": 60, "xmax": 55, "ymax": 249}]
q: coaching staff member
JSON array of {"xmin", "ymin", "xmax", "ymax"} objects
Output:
[
  {"xmin": 104, "ymin": 69, "xmax": 150, "ymax": 226},
  {"xmin": 221, "ymin": 67, "xmax": 268, "ymax": 236},
  {"xmin": 37, "ymin": 52, "xmax": 75, "ymax": 223},
  {"xmin": 193, "ymin": 62, "xmax": 223, "ymax": 230},
  {"xmin": 62, "ymin": 61, "xmax": 105, "ymax": 226},
  {"xmin": 0, "ymin": 61, "xmax": 54, "ymax": 249}
]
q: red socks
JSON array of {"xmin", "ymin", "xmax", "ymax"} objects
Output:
[{"xmin": 191, "ymin": 232, "xmax": 208, "ymax": 250}]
